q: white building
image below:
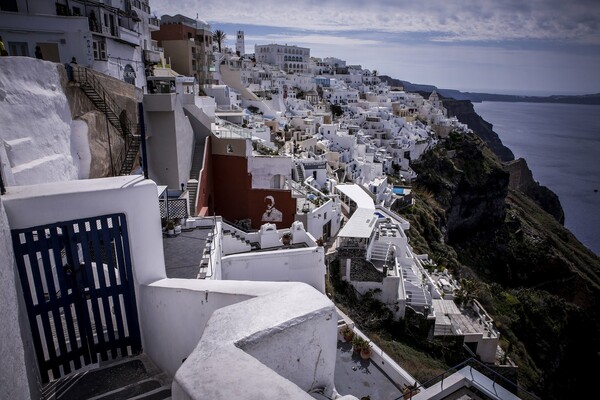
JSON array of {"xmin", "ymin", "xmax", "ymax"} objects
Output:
[
  {"xmin": 0, "ymin": 0, "xmax": 160, "ymax": 88},
  {"xmin": 255, "ymin": 43, "xmax": 310, "ymax": 74},
  {"xmin": 143, "ymin": 75, "xmax": 197, "ymax": 190},
  {"xmin": 235, "ymin": 30, "xmax": 245, "ymax": 56}
]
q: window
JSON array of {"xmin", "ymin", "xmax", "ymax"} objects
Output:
[
  {"xmin": 0, "ymin": 0, "xmax": 18, "ymax": 12},
  {"xmin": 72, "ymin": 6, "xmax": 81, "ymax": 16},
  {"xmin": 271, "ymin": 174, "xmax": 282, "ymax": 189},
  {"xmin": 56, "ymin": 3, "xmax": 69, "ymax": 16},
  {"xmin": 8, "ymin": 42, "xmax": 28, "ymax": 56},
  {"xmin": 92, "ymin": 39, "xmax": 107, "ymax": 60}
]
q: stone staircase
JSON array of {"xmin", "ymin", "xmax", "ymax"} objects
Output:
[
  {"xmin": 296, "ymin": 164, "xmax": 305, "ymax": 183},
  {"xmin": 370, "ymin": 241, "xmax": 392, "ymax": 262},
  {"xmin": 71, "ymin": 66, "xmax": 140, "ymax": 176},
  {"xmin": 187, "ymin": 142, "xmax": 204, "ymax": 216},
  {"xmin": 42, "ymin": 354, "xmax": 171, "ymax": 400},
  {"xmin": 222, "ymin": 230, "xmax": 253, "ymax": 254}
]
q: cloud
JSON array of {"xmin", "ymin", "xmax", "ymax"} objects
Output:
[{"xmin": 153, "ymin": 0, "xmax": 600, "ymax": 44}]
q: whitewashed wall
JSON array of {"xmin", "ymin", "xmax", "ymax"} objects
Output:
[
  {"xmin": 0, "ymin": 57, "xmax": 81, "ymax": 184},
  {"xmin": 221, "ymin": 247, "xmax": 325, "ymax": 293},
  {"xmin": 0, "ymin": 200, "xmax": 38, "ymax": 400},
  {"xmin": 248, "ymin": 156, "xmax": 292, "ymax": 189}
]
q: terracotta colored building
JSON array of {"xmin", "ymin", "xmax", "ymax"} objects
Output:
[{"xmin": 197, "ymin": 136, "xmax": 295, "ymax": 230}]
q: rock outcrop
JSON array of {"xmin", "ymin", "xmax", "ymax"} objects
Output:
[
  {"xmin": 442, "ymin": 97, "xmax": 565, "ymax": 224},
  {"xmin": 405, "ymin": 131, "xmax": 600, "ymax": 400},
  {"xmin": 411, "ymin": 131, "xmax": 509, "ymax": 240},
  {"xmin": 441, "ymin": 98, "xmax": 514, "ymax": 162},
  {"xmin": 62, "ymin": 65, "xmax": 141, "ymax": 178},
  {"xmin": 504, "ymin": 158, "xmax": 564, "ymax": 224}
]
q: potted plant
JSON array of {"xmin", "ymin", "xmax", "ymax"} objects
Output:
[
  {"xmin": 340, "ymin": 325, "xmax": 354, "ymax": 342},
  {"xmin": 351, "ymin": 335, "xmax": 372, "ymax": 360},
  {"xmin": 402, "ymin": 383, "xmax": 420, "ymax": 399},
  {"xmin": 352, "ymin": 335, "xmax": 367, "ymax": 354},
  {"xmin": 282, "ymin": 232, "xmax": 292, "ymax": 246},
  {"xmin": 360, "ymin": 341, "xmax": 372, "ymax": 360},
  {"xmin": 166, "ymin": 220, "xmax": 175, "ymax": 236}
]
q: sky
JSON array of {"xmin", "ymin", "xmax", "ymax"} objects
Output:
[{"xmin": 153, "ymin": 0, "xmax": 600, "ymax": 95}]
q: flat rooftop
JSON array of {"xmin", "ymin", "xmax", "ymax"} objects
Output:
[
  {"xmin": 163, "ymin": 227, "xmax": 406, "ymax": 399},
  {"xmin": 336, "ymin": 184, "xmax": 375, "ymax": 209},
  {"xmin": 432, "ymin": 299, "xmax": 497, "ymax": 337},
  {"xmin": 337, "ymin": 207, "xmax": 379, "ymax": 238},
  {"xmin": 163, "ymin": 227, "xmax": 212, "ymax": 278},
  {"xmin": 310, "ymin": 340, "xmax": 403, "ymax": 400}
]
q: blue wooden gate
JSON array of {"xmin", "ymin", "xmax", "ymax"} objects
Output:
[{"xmin": 11, "ymin": 213, "xmax": 141, "ymax": 383}]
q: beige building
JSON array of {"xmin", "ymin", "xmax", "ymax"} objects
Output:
[{"xmin": 151, "ymin": 14, "xmax": 214, "ymax": 84}]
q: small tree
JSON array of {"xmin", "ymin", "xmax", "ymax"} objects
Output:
[
  {"xmin": 212, "ymin": 29, "xmax": 226, "ymax": 52},
  {"xmin": 330, "ymin": 103, "xmax": 343, "ymax": 117}
]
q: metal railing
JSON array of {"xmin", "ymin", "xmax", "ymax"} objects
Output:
[
  {"xmin": 0, "ymin": 152, "xmax": 5, "ymax": 195},
  {"xmin": 395, "ymin": 357, "xmax": 539, "ymax": 400},
  {"xmin": 72, "ymin": 66, "xmax": 136, "ymax": 137},
  {"xmin": 70, "ymin": 65, "xmax": 140, "ymax": 175},
  {"xmin": 159, "ymin": 198, "xmax": 189, "ymax": 220}
]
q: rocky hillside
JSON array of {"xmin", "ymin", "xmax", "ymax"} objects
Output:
[
  {"xmin": 441, "ymin": 98, "xmax": 564, "ymax": 224},
  {"xmin": 400, "ymin": 131, "xmax": 600, "ymax": 399},
  {"xmin": 441, "ymin": 98, "xmax": 514, "ymax": 162}
]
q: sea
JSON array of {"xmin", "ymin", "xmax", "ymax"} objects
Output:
[{"xmin": 472, "ymin": 102, "xmax": 600, "ymax": 257}]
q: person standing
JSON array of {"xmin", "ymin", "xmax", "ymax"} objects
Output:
[
  {"xmin": 0, "ymin": 36, "xmax": 7, "ymax": 56},
  {"xmin": 35, "ymin": 46, "xmax": 43, "ymax": 59}
]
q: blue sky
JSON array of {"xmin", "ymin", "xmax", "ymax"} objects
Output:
[{"xmin": 153, "ymin": 0, "xmax": 600, "ymax": 95}]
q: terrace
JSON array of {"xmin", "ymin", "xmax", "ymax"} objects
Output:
[{"xmin": 1, "ymin": 176, "xmax": 528, "ymax": 399}]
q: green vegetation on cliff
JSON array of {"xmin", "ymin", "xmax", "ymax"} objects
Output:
[{"xmin": 400, "ymin": 131, "xmax": 600, "ymax": 399}]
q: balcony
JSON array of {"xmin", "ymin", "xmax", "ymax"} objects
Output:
[
  {"xmin": 143, "ymin": 49, "xmax": 161, "ymax": 64},
  {"xmin": 148, "ymin": 16, "xmax": 160, "ymax": 30},
  {"xmin": 118, "ymin": 26, "xmax": 139, "ymax": 46}
]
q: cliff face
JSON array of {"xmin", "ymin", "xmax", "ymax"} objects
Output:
[
  {"xmin": 442, "ymin": 98, "xmax": 515, "ymax": 162},
  {"xmin": 405, "ymin": 132, "xmax": 600, "ymax": 399},
  {"xmin": 504, "ymin": 158, "xmax": 564, "ymax": 224},
  {"xmin": 412, "ymin": 132, "xmax": 509, "ymax": 240},
  {"xmin": 442, "ymin": 97, "xmax": 565, "ymax": 225}
]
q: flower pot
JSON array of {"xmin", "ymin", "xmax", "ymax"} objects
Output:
[
  {"xmin": 360, "ymin": 348, "xmax": 371, "ymax": 360},
  {"xmin": 344, "ymin": 331, "xmax": 354, "ymax": 342}
]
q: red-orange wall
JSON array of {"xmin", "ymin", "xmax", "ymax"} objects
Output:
[
  {"xmin": 211, "ymin": 154, "xmax": 251, "ymax": 221},
  {"xmin": 248, "ymin": 189, "xmax": 296, "ymax": 230},
  {"xmin": 151, "ymin": 24, "xmax": 197, "ymax": 42},
  {"xmin": 206, "ymin": 150, "xmax": 295, "ymax": 229}
]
